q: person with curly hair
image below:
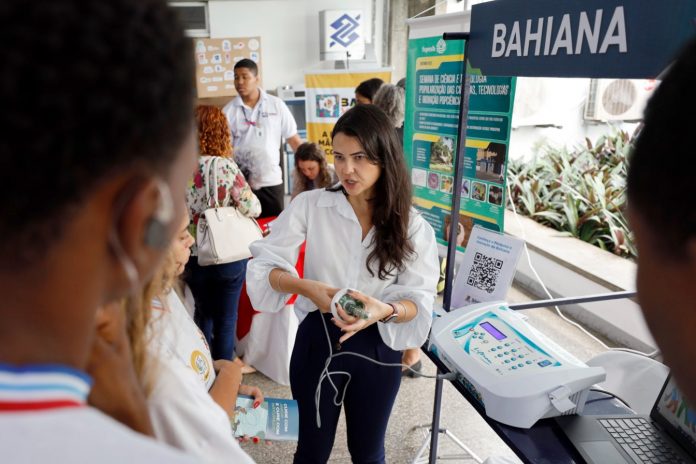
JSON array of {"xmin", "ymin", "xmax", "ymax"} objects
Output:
[
  {"xmin": 0, "ymin": 0, "xmax": 199, "ymax": 461},
  {"xmin": 291, "ymin": 142, "xmax": 337, "ymax": 199},
  {"xmin": 185, "ymin": 105, "xmax": 261, "ymax": 362}
]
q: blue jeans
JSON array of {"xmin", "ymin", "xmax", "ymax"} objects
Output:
[{"xmin": 185, "ymin": 257, "xmax": 247, "ymax": 361}]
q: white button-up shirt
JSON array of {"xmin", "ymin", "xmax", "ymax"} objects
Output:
[
  {"xmin": 246, "ymin": 188, "xmax": 439, "ymax": 351},
  {"xmin": 223, "ymin": 89, "xmax": 298, "ymax": 188}
]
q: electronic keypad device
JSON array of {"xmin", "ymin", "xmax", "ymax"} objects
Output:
[{"xmin": 429, "ymin": 301, "xmax": 606, "ymax": 428}]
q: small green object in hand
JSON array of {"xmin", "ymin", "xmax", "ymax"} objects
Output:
[{"xmin": 338, "ymin": 293, "xmax": 368, "ymax": 320}]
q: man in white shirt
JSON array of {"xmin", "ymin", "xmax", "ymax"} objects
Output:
[{"xmin": 223, "ymin": 59, "xmax": 302, "ymax": 217}]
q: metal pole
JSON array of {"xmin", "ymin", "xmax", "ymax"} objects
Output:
[
  {"xmin": 508, "ymin": 290, "xmax": 637, "ymax": 311},
  {"xmin": 429, "ymin": 31, "xmax": 471, "ymax": 464}
]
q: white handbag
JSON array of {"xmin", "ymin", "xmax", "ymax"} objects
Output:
[{"xmin": 196, "ymin": 157, "xmax": 263, "ymax": 266}]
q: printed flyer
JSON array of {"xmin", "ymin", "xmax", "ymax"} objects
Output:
[
  {"xmin": 232, "ymin": 395, "xmax": 299, "ymax": 441},
  {"xmin": 404, "ymin": 27, "xmax": 516, "ymax": 255},
  {"xmin": 304, "ymin": 69, "xmax": 391, "ymax": 163},
  {"xmin": 451, "ymin": 225, "xmax": 523, "ymax": 307}
]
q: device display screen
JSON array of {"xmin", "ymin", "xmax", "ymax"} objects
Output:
[
  {"xmin": 655, "ymin": 377, "xmax": 696, "ymax": 453},
  {"xmin": 480, "ymin": 322, "xmax": 506, "ymax": 340}
]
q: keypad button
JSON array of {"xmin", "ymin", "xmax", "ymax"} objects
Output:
[{"xmin": 512, "ymin": 366, "xmax": 517, "ymax": 370}]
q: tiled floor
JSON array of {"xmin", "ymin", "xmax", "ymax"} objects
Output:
[{"xmin": 240, "ymin": 286, "xmax": 608, "ymax": 463}]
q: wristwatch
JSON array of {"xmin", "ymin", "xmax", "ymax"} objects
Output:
[{"xmin": 380, "ymin": 303, "xmax": 401, "ymax": 324}]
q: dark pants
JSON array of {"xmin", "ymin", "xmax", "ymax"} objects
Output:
[
  {"xmin": 253, "ymin": 183, "xmax": 285, "ymax": 218},
  {"xmin": 290, "ymin": 311, "xmax": 402, "ymax": 464},
  {"xmin": 184, "ymin": 256, "xmax": 247, "ymax": 360}
]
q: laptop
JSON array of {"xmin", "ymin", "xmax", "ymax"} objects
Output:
[{"xmin": 556, "ymin": 375, "xmax": 696, "ymax": 463}]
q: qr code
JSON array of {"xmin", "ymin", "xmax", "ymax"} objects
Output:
[{"xmin": 466, "ymin": 252, "xmax": 503, "ymax": 294}]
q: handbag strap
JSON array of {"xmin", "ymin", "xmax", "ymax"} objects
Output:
[
  {"xmin": 204, "ymin": 156, "xmax": 235, "ymax": 209},
  {"xmin": 204, "ymin": 156, "xmax": 222, "ymax": 209}
]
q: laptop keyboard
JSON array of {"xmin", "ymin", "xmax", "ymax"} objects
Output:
[{"xmin": 599, "ymin": 418, "xmax": 686, "ymax": 463}]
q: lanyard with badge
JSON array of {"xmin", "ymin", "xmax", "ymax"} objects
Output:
[{"xmin": 242, "ymin": 105, "xmax": 264, "ymax": 138}]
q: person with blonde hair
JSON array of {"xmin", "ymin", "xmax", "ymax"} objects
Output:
[
  {"xmin": 89, "ymin": 208, "xmax": 262, "ymax": 463},
  {"xmin": 185, "ymin": 105, "xmax": 261, "ymax": 362},
  {"xmin": 147, "ymin": 208, "xmax": 261, "ymax": 463}
]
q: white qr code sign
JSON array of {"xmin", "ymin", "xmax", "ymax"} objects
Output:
[{"xmin": 451, "ymin": 225, "xmax": 523, "ymax": 308}]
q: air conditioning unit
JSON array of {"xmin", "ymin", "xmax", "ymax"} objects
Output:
[
  {"xmin": 169, "ymin": 1, "xmax": 209, "ymax": 38},
  {"xmin": 584, "ymin": 79, "xmax": 656, "ymax": 122}
]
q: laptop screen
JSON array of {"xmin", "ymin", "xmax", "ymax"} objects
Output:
[{"xmin": 653, "ymin": 375, "xmax": 696, "ymax": 457}]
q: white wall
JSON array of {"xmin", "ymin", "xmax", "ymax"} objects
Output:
[
  {"xmin": 509, "ymin": 77, "xmax": 641, "ymax": 161},
  {"xmin": 208, "ymin": 0, "xmax": 385, "ymax": 92}
]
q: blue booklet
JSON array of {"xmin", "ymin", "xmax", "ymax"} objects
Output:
[{"xmin": 232, "ymin": 395, "xmax": 299, "ymax": 441}]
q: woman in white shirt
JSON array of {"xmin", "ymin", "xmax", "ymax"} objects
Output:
[
  {"xmin": 246, "ymin": 104, "xmax": 439, "ymax": 464},
  {"xmin": 146, "ymin": 211, "xmax": 261, "ymax": 463}
]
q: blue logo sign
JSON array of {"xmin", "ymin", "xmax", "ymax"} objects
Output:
[{"xmin": 330, "ymin": 13, "xmax": 361, "ymax": 48}]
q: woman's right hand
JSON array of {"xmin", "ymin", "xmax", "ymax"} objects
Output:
[{"xmin": 305, "ymin": 280, "xmax": 340, "ymax": 313}]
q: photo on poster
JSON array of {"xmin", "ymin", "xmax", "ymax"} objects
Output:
[
  {"xmin": 429, "ymin": 136, "xmax": 455, "ymax": 172},
  {"xmin": 316, "ymin": 95, "xmax": 340, "ymax": 118},
  {"xmin": 412, "ymin": 168, "xmax": 427, "ymax": 187},
  {"xmin": 488, "ymin": 185, "xmax": 503, "ymax": 205},
  {"xmin": 472, "ymin": 181, "xmax": 487, "ymax": 201},
  {"xmin": 440, "ymin": 175, "xmax": 453, "ymax": 194},
  {"xmin": 475, "ymin": 142, "xmax": 506, "ymax": 183},
  {"xmin": 443, "ymin": 213, "xmax": 474, "ymax": 248},
  {"xmin": 461, "ymin": 178, "xmax": 471, "ymax": 197},
  {"xmin": 427, "ymin": 172, "xmax": 440, "ymax": 190}
]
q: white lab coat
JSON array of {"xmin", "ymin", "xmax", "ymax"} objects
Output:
[{"xmin": 147, "ymin": 291, "xmax": 255, "ymax": 464}]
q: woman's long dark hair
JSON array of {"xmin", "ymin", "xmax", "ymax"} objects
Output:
[{"xmin": 330, "ymin": 104, "xmax": 415, "ymax": 280}]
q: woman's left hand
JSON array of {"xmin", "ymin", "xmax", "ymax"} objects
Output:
[
  {"xmin": 238, "ymin": 384, "xmax": 264, "ymax": 409},
  {"xmin": 332, "ymin": 289, "xmax": 392, "ymax": 344}
]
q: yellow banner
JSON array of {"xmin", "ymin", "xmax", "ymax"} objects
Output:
[{"xmin": 304, "ymin": 69, "xmax": 392, "ymax": 163}]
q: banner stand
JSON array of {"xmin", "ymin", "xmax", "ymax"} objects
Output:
[{"xmin": 418, "ymin": 32, "xmax": 475, "ymax": 464}]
